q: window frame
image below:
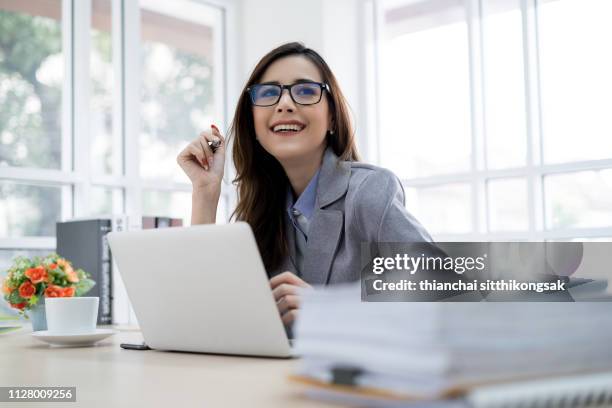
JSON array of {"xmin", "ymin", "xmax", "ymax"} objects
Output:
[
  {"xmin": 368, "ymin": 0, "xmax": 612, "ymax": 242},
  {"xmin": 0, "ymin": 0, "xmax": 238, "ymax": 251}
]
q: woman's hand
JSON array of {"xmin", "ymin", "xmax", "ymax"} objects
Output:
[
  {"xmin": 269, "ymin": 271, "xmax": 312, "ymax": 326},
  {"xmin": 177, "ymin": 125, "xmax": 226, "ymax": 192}
]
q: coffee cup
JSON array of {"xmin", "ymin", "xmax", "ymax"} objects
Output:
[{"xmin": 45, "ymin": 297, "xmax": 99, "ymax": 334}]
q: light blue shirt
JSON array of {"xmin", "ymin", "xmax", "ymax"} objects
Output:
[
  {"xmin": 286, "ymin": 169, "xmax": 320, "ymax": 241},
  {"xmin": 286, "ymin": 169, "xmax": 320, "ymax": 275}
]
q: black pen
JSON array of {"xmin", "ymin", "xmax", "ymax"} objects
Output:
[
  {"xmin": 208, "ymin": 139, "xmax": 221, "ymax": 153},
  {"xmin": 210, "ymin": 124, "xmax": 222, "ymax": 153}
]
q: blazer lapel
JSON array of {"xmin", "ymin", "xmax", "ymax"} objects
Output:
[{"xmin": 301, "ymin": 147, "xmax": 351, "ymax": 285}]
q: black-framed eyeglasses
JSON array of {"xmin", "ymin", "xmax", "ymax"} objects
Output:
[{"xmin": 246, "ymin": 81, "xmax": 330, "ymax": 107}]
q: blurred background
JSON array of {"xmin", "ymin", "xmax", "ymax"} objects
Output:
[{"xmin": 1, "ymin": 0, "xmax": 611, "ymax": 280}]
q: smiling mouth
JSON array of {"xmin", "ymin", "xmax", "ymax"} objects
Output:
[{"xmin": 270, "ymin": 124, "xmax": 306, "ymax": 135}]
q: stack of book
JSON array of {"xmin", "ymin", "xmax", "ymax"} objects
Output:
[{"xmin": 292, "ymin": 283, "xmax": 612, "ymax": 406}]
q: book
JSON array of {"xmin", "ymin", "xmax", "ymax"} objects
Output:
[
  {"xmin": 111, "ymin": 215, "xmax": 130, "ymax": 325},
  {"xmin": 293, "ymin": 371, "xmax": 612, "ymax": 408},
  {"xmin": 141, "ymin": 216, "xmax": 183, "ymax": 229},
  {"xmin": 293, "ymin": 284, "xmax": 612, "ymax": 400},
  {"xmin": 56, "ymin": 219, "xmax": 113, "ymax": 324}
]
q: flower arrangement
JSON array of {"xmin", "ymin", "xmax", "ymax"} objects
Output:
[{"xmin": 2, "ymin": 253, "xmax": 95, "ymax": 314}]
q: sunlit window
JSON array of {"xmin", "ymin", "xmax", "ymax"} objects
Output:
[
  {"xmin": 545, "ymin": 170, "xmax": 612, "ymax": 230},
  {"xmin": 482, "ymin": 0, "xmax": 527, "ymax": 169},
  {"xmin": 539, "ymin": 0, "xmax": 612, "ymax": 164},
  {"xmin": 0, "ymin": 182, "xmax": 66, "ymax": 237},
  {"xmin": 90, "ymin": 0, "xmax": 119, "ymax": 176},
  {"xmin": 139, "ymin": 0, "xmax": 223, "ymax": 182},
  {"xmin": 405, "ymin": 184, "xmax": 472, "ymax": 234},
  {"xmin": 90, "ymin": 187, "xmax": 123, "ymax": 216},
  {"xmin": 1, "ymin": 0, "xmax": 227, "ymax": 241},
  {"xmin": 0, "ymin": 1, "xmax": 64, "ymax": 169},
  {"xmin": 378, "ymin": 0, "xmax": 612, "ymax": 239},
  {"xmin": 487, "ymin": 178, "xmax": 529, "ymax": 232},
  {"xmin": 380, "ymin": 3, "xmax": 471, "ymax": 179}
]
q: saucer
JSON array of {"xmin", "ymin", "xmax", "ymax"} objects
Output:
[{"xmin": 32, "ymin": 329, "xmax": 115, "ymax": 346}]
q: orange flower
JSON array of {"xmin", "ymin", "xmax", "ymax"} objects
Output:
[
  {"xmin": 65, "ymin": 268, "xmax": 79, "ymax": 283},
  {"xmin": 18, "ymin": 281, "xmax": 36, "ymax": 299},
  {"xmin": 10, "ymin": 302, "xmax": 27, "ymax": 310},
  {"xmin": 56, "ymin": 258, "xmax": 69, "ymax": 268},
  {"xmin": 44, "ymin": 284, "xmax": 65, "ymax": 298},
  {"xmin": 62, "ymin": 286, "xmax": 76, "ymax": 297},
  {"xmin": 25, "ymin": 266, "xmax": 48, "ymax": 284},
  {"xmin": 57, "ymin": 259, "xmax": 79, "ymax": 283},
  {"xmin": 49, "ymin": 263, "xmax": 58, "ymax": 269},
  {"xmin": 2, "ymin": 279, "xmax": 13, "ymax": 295}
]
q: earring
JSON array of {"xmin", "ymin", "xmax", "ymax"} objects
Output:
[{"xmin": 328, "ymin": 129, "xmax": 335, "ymax": 135}]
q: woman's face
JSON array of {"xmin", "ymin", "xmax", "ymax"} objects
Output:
[{"xmin": 252, "ymin": 55, "xmax": 332, "ymax": 164}]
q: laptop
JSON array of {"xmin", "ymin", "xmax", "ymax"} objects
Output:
[{"xmin": 107, "ymin": 222, "xmax": 292, "ymax": 358}]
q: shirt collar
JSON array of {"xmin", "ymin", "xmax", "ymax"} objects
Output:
[{"xmin": 286, "ymin": 168, "xmax": 320, "ymax": 221}]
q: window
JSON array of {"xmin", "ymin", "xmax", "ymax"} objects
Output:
[
  {"xmin": 379, "ymin": 1, "xmax": 471, "ymax": 178},
  {"xmin": 139, "ymin": 0, "xmax": 224, "ymax": 182},
  {"xmin": 0, "ymin": 0, "xmax": 232, "ymax": 322},
  {"xmin": 1, "ymin": 0, "xmax": 227, "ymax": 235},
  {"xmin": 90, "ymin": 0, "xmax": 119, "ymax": 176},
  {"xmin": 0, "ymin": 182, "xmax": 66, "ymax": 237},
  {"xmin": 375, "ymin": 0, "xmax": 612, "ymax": 240},
  {"xmin": 544, "ymin": 170, "xmax": 612, "ymax": 230},
  {"xmin": 481, "ymin": 0, "xmax": 526, "ymax": 169},
  {"xmin": 0, "ymin": 0, "xmax": 67, "ymax": 252},
  {"xmin": 141, "ymin": 190, "xmax": 191, "ymax": 223},
  {"xmin": 0, "ymin": 0, "xmax": 64, "ymax": 170},
  {"xmin": 538, "ymin": 0, "xmax": 612, "ymax": 164},
  {"xmin": 487, "ymin": 178, "xmax": 528, "ymax": 232},
  {"xmin": 404, "ymin": 184, "xmax": 472, "ymax": 235},
  {"xmin": 90, "ymin": 186, "xmax": 123, "ymax": 216}
]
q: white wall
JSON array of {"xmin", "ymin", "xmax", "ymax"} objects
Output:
[
  {"xmin": 238, "ymin": 0, "xmax": 371, "ymax": 160},
  {"xmin": 240, "ymin": 0, "xmax": 324, "ymax": 77}
]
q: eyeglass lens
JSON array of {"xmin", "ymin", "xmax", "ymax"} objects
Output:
[{"xmin": 251, "ymin": 83, "xmax": 322, "ymax": 106}]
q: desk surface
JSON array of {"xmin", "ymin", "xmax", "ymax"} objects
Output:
[{"xmin": 0, "ymin": 326, "xmax": 340, "ymax": 408}]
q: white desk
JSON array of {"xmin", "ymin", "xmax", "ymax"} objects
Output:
[{"xmin": 0, "ymin": 327, "xmax": 341, "ymax": 408}]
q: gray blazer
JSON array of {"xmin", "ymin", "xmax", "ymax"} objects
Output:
[{"xmin": 269, "ymin": 147, "xmax": 433, "ymax": 284}]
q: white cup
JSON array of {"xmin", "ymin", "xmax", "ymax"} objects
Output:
[{"xmin": 45, "ymin": 297, "xmax": 99, "ymax": 334}]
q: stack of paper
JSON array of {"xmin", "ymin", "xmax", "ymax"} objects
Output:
[{"xmin": 293, "ymin": 283, "xmax": 612, "ymax": 401}]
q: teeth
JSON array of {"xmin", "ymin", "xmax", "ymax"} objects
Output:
[{"xmin": 273, "ymin": 124, "xmax": 304, "ymax": 132}]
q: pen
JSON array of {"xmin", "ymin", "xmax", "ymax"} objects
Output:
[
  {"xmin": 208, "ymin": 139, "xmax": 221, "ymax": 153},
  {"xmin": 210, "ymin": 124, "xmax": 222, "ymax": 153}
]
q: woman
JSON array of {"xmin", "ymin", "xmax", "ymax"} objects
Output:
[{"xmin": 177, "ymin": 42, "xmax": 432, "ymax": 325}]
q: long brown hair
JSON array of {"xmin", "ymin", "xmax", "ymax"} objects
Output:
[{"xmin": 229, "ymin": 42, "xmax": 360, "ymax": 273}]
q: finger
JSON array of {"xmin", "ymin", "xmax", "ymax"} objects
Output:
[
  {"xmin": 189, "ymin": 145, "xmax": 206, "ymax": 168},
  {"xmin": 197, "ymin": 140, "xmax": 209, "ymax": 171},
  {"xmin": 209, "ymin": 125, "xmax": 225, "ymax": 154},
  {"xmin": 270, "ymin": 271, "xmax": 310, "ymax": 289},
  {"xmin": 180, "ymin": 143, "xmax": 206, "ymax": 168},
  {"xmin": 210, "ymin": 124, "xmax": 224, "ymax": 142},
  {"xmin": 281, "ymin": 309, "xmax": 298, "ymax": 326},
  {"xmin": 277, "ymin": 294, "xmax": 300, "ymax": 315},
  {"xmin": 272, "ymin": 283, "xmax": 298, "ymax": 302},
  {"xmin": 198, "ymin": 133, "xmax": 214, "ymax": 170}
]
